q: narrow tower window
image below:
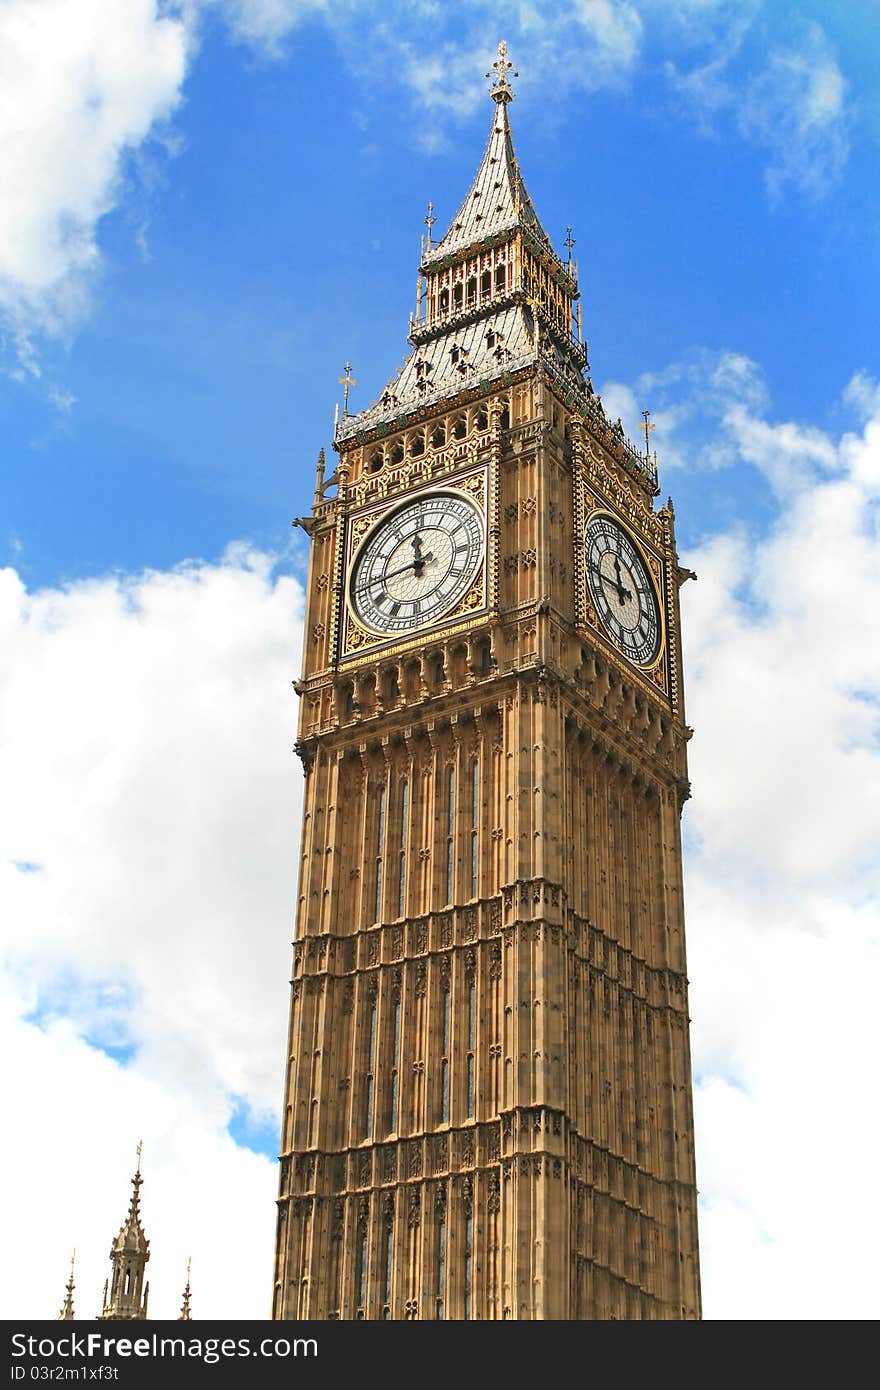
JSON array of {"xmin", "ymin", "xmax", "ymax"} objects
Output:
[
  {"xmin": 435, "ymin": 1209, "xmax": 446, "ymax": 1320},
  {"xmin": 389, "ymin": 992, "xmax": 401, "ymax": 1134},
  {"xmin": 470, "ymin": 758, "xmax": 479, "ymax": 898},
  {"xmin": 374, "ymin": 783, "xmax": 386, "ymax": 924},
  {"xmin": 365, "ymin": 995, "xmax": 377, "ymax": 1140},
  {"xmin": 463, "ymin": 1206, "xmax": 473, "ymax": 1320},
  {"xmin": 382, "ymin": 1216, "xmax": 393, "ymax": 1319},
  {"xmin": 398, "ymin": 779, "xmax": 409, "ymax": 917},
  {"xmin": 445, "ymin": 765, "xmax": 455, "ymax": 904},
  {"xmin": 356, "ymin": 1216, "xmax": 368, "ymax": 1318},
  {"xmin": 466, "ymin": 975, "xmax": 476, "ymax": 1119},
  {"xmin": 440, "ymin": 981, "xmax": 451, "ymax": 1124}
]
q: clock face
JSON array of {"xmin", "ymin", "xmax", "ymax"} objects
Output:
[
  {"xmin": 349, "ymin": 491, "xmax": 484, "ymax": 635},
  {"xmin": 585, "ymin": 514, "xmax": 661, "ymax": 666}
]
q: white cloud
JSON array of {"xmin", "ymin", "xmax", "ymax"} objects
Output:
[
  {"xmin": 0, "ymin": 0, "xmax": 188, "ymax": 372},
  {"xmin": 676, "ymin": 369, "xmax": 880, "ymax": 1317},
  {"xmin": 0, "ymin": 545, "xmax": 305, "ymax": 1318}
]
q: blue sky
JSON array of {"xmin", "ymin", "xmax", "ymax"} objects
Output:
[
  {"xmin": 6, "ymin": 0, "xmax": 878, "ymax": 586},
  {"xmin": 1, "ymin": 0, "xmax": 879, "ymax": 1321}
]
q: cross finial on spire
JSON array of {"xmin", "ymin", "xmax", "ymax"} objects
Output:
[
  {"xmin": 338, "ymin": 362, "xmax": 356, "ymax": 418},
  {"xmin": 424, "ymin": 201, "xmax": 436, "ymax": 252},
  {"xmin": 487, "ymin": 40, "xmax": 517, "ymax": 103},
  {"xmin": 564, "ymin": 226, "xmax": 576, "ymax": 266}
]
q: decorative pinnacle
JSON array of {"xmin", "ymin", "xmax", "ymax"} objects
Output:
[
  {"xmin": 487, "ymin": 40, "xmax": 517, "ymax": 103},
  {"xmin": 424, "ymin": 201, "xmax": 436, "ymax": 252},
  {"xmin": 313, "ymin": 447, "xmax": 326, "ymax": 508},
  {"xmin": 59, "ymin": 1250, "xmax": 76, "ymax": 1320},
  {"xmin": 338, "ymin": 361, "xmax": 356, "ymax": 418},
  {"xmin": 131, "ymin": 1141, "xmax": 143, "ymax": 1210},
  {"xmin": 564, "ymin": 226, "xmax": 576, "ymax": 267},
  {"xmin": 641, "ymin": 408, "xmax": 655, "ymax": 460},
  {"xmin": 179, "ymin": 1257, "xmax": 192, "ymax": 1321}
]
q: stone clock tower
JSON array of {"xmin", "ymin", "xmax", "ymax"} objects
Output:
[{"xmin": 273, "ymin": 44, "xmax": 701, "ymax": 1321}]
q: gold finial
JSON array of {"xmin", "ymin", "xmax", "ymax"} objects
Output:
[
  {"xmin": 338, "ymin": 362, "xmax": 357, "ymax": 419},
  {"xmin": 641, "ymin": 409, "xmax": 655, "ymax": 460},
  {"xmin": 487, "ymin": 40, "xmax": 517, "ymax": 103},
  {"xmin": 135, "ymin": 1140, "xmax": 142, "ymax": 1174}
]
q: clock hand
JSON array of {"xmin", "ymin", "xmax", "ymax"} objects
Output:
[
  {"xmin": 611, "ymin": 555, "xmax": 634, "ymax": 605},
  {"xmin": 354, "ymin": 553, "xmax": 435, "ymax": 593},
  {"xmin": 589, "ymin": 562, "xmax": 633, "ymax": 606}
]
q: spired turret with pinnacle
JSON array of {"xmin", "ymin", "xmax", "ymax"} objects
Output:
[
  {"xmin": 58, "ymin": 1251, "xmax": 76, "ymax": 1321},
  {"xmin": 100, "ymin": 1144, "xmax": 150, "ymax": 1320}
]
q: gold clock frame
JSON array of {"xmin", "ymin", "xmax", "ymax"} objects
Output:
[
  {"xmin": 338, "ymin": 467, "xmax": 489, "ymax": 662},
  {"xmin": 575, "ymin": 480, "xmax": 670, "ymax": 701}
]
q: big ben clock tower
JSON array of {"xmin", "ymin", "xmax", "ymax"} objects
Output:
[{"xmin": 273, "ymin": 43, "xmax": 701, "ymax": 1321}]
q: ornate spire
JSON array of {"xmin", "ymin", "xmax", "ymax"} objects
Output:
[
  {"xmin": 58, "ymin": 1250, "xmax": 76, "ymax": 1321},
  {"xmin": 178, "ymin": 1258, "xmax": 192, "ymax": 1321},
  {"xmin": 100, "ymin": 1143, "xmax": 151, "ymax": 1321},
  {"xmin": 425, "ymin": 43, "xmax": 545, "ymax": 265},
  {"xmin": 487, "ymin": 39, "xmax": 517, "ymax": 104},
  {"xmin": 337, "ymin": 42, "xmax": 589, "ymax": 448}
]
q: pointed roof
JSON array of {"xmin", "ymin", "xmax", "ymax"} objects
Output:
[
  {"xmin": 424, "ymin": 76, "xmax": 544, "ymax": 266},
  {"xmin": 335, "ymin": 41, "xmax": 596, "ymax": 449},
  {"xmin": 111, "ymin": 1146, "xmax": 149, "ymax": 1258}
]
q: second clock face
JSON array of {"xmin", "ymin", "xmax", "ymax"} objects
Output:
[
  {"xmin": 585, "ymin": 514, "xmax": 661, "ymax": 666},
  {"xmin": 350, "ymin": 491, "xmax": 484, "ymax": 635}
]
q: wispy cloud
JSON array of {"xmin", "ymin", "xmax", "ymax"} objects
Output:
[
  {"xmin": 664, "ymin": 14, "xmax": 851, "ymax": 200},
  {"xmin": 0, "ymin": 0, "xmax": 188, "ymax": 377},
  {"xmin": 738, "ymin": 22, "xmax": 849, "ymax": 202}
]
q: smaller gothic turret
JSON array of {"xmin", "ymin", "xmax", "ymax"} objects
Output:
[
  {"xmin": 100, "ymin": 1145, "xmax": 150, "ymax": 1320},
  {"xmin": 178, "ymin": 1259, "xmax": 192, "ymax": 1321},
  {"xmin": 58, "ymin": 1251, "xmax": 76, "ymax": 1321}
]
